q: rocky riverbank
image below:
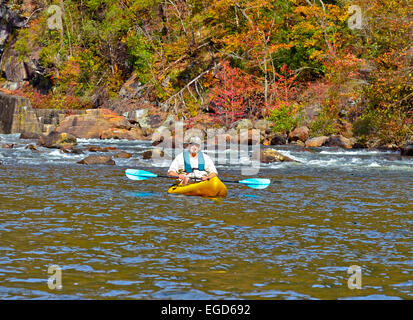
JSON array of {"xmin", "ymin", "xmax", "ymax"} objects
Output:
[{"xmin": 0, "ymin": 91, "xmax": 412, "ymax": 164}]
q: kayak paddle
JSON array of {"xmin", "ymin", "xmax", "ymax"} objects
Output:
[{"xmin": 125, "ymin": 169, "xmax": 271, "ymax": 189}]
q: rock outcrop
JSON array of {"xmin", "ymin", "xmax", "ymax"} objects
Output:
[
  {"xmin": 0, "ymin": 92, "xmax": 41, "ymax": 134},
  {"xmin": 35, "ymin": 109, "xmax": 79, "ymax": 135},
  {"xmin": 100, "ymin": 127, "xmax": 146, "ymax": 140},
  {"xmin": 56, "ymin": 109, "xmax": 132, "ymax": 139}
]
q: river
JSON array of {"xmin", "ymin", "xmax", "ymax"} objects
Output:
[{"xmin": 0, "ymin": 133, "xmax": 412, "ymax": 299}]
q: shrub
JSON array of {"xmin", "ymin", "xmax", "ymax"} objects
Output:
[
  {"xmin": 309, "ymin": 110, "xmax": 338, "ymax": 137},
  {"xmin": 267, "ymin": 103, "xmax": 304, "ymax": 134},
  {"xmin": 208, "ymin": 61, "xmax": 260, "ymax": 127}
]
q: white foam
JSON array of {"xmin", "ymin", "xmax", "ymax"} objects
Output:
[
  {"xmin": 307, "ymin": 158, "xmax": 342, "ymax": 166},
  {"xmin": 47, "ymin": 149, "xmax": 83, "ymax": 159},
  {"xmin": 320, "ymin": 150, "xmax": 394, "ymax": 155},
  {"xmin": 77, "ymin": 138, "xmax": 148, "ymax": 145},
  {"xmin": 272, "ymin": 149, "xmax": 305, "ymax": 162},
  {"xmin": 368, "ymin": 162, "xmax": 381, "ymax": 167}
]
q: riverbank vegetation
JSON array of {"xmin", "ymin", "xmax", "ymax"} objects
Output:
[{"xmin": 1, "ymin": 0, "xmax": 412, "ymax": 146}]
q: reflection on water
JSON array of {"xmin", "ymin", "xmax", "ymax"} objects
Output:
[{"xmin": 0, "ymin": 135, "xmax": 412, "ymax": 299}]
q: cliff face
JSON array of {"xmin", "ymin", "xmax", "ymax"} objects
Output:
[{"xmin": 0, "ymin": 92, "xmax": 41, "ymax": 134}]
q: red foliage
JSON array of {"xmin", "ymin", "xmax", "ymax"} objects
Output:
[
  {"xmin": 267, "ymin": 64, "xmax": 299, "ymax": 113},
  {"xmin": 208, "ymin": 61, "xmax": 260, "ymax": 127}
]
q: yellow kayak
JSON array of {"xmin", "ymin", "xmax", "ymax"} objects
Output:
[{"xmin": 168, "ymin": 177, "xmax": 228, "ymax": 197}]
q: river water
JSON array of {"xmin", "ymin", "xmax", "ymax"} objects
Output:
[{"xmin": 0, "ymin": 133, "xmax": 412, "ymax": 299}]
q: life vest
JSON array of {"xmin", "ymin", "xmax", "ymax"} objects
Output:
[{"xmin": 183, "ymin": 150, "xmax": 205, "ymax": 173}]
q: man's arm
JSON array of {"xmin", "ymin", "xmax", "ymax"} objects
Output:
[
  {"xmin": 168, "ymin": 154, "xmax": 186, "ymax": 179},
  {"xmin": 201, "ymin": 172, "xmax": 217, "ymax": 181},
  {"xmin": 201, "ymin": 155, "xmax": 218, "ymax": 180},
  {"xmin": 168, "ymin": 171, "xmax": 187, "ymax": 180}
]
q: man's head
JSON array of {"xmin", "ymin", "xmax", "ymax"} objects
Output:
[{"xmin": 188, "ymin": 136, "xmax": 202, "ymax": 156}]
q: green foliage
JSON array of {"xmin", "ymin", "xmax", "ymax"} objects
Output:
[
  {"xmin": 267, "ymin": 103, "xmax": 304, "ymax": 134},
  {"xmin": 353, "ymin": 110, "xmax": 378, "ymax": 137},
  {"xmin": 353, "ymin": 107, "xmax": 412, "ymax": 145},
  {"xmin": 309, "ymin": 109, "xmax": 338, "ymax": 137},
  {"xmin": 14, "ymin": 29, "xmax": 31, "ymax": 62},
  {"xmin": 127, "ymin": 33, "xmax": 152, "ymax": 84}
]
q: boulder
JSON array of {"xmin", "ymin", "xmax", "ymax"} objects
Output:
[
  {"xmin": 2, "ymin": 143, "xmax": 14, "ymax": 148},
  {"xmin": 324, "ymin": 135, "xmax": 353, "ymax": 149},
  {"xmin": 231, "ymin": 119, "xmax": 253, "ymax": 131},
  {"xmin": 25, "ymin": 144, "xmax": 38, "ymax": 152},
  {"xmin": 305, "ymin": 136, "xmax": 328, "ymax": 148},
  {"xmin": 288, "ymin": 126, "xmax": 309, "ymax": 142},
  {"xmin": 253, "ymin": 119, "xmax": 271, "ymax": 132},
  {"xmin": 270, "ymin": 134, "xmax": 288, "ymax": 145},
  {"xmin": 87, "ymin": 145, "xmax": 109, "ymax": 152},
  {"xmin": 20, "ymin": 131, "xmax": 43, "ymax": 140},
  {"xmin": 401, "ymin": 144, "xmax": 413, "ymax": 156},
  {"xmin": 38, "ymin": 131, "xmax": 77, "ymax": 149},
  {"xmin": 378, "ymin": 144, "xmax": 400, "ymax": 152},
  {"xmin": 238, "ymin": 129, "xmax": 260, "ymax": 145},
  {"xmin": 152, "ymin": 114, "xmax": 183, "ymax": 135},
  {"xmin": 291, "ymin": 140, "xmax": 305, "ymax": 147},
  {"xmin": 77, "ymin": 155, "xmax": 115, "ymax": 165},
  {"xmin": 56, "ymin": 109, "xmax": 131, "ymax": 139},
  {"xmin": 100, "ymin": 127, "xmax": 146, "ymax": 140},
  {"xmin": 123, "ymin": 109, "xmax": 150, "ymax": 128},
  {"xmin": 352, "ymin": 140, "xmax": 368, "ymax": 149},
  {"xmin": 114, "ymin": 151, "xmax": 132, "ymax": 159},
  {"xmin": 143, "ymin": 148, "xmax": 165, "ymax": 160},
  {"xmin": 61, "ymin": 147, "xmax": 84, "ymax": 155},
  {"xmin": 207, "ymin": 130, "xmax": 239, "ymax": 148},
  {"xmin": 151, "ymin": 134, "xmax": 185, "ymax": 149},
  {"xmin": 254, "ymin": 148, "xmax": 298, "ymax": 163},
  {"xmin": 147, "ymin": 114, "xmax": 164, "ymax": 129}
]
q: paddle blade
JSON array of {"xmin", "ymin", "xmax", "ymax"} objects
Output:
[
  {"xmin": 125, "ymin": 169, "xmax": 158, "ymax": 181},
  {"xmin": 238, "ymin": 178, "xmax": 271, "ymax": 189}
]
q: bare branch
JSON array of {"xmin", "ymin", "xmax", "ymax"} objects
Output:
[{"xmin": 161, "ymin": 65, "xmax": 220, "ymax": 111}]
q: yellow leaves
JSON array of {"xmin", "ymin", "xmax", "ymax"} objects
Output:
[
  {"xmin": 309, "ymin": 49, "xmax": 324, "ymax": 61},
  {"xmin": 294, "ymin": 5, "xmax": 312, "ymax": 16},
  {"xmin": 304, "ymin": 38, "xmax": 318, "ymax": 48},
  {"xmin": 269, "ymin": 43, "xmax": 293, "ymax": 53}
]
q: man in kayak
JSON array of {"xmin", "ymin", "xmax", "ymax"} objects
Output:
[{"xmin": 168, "ymin": 136, "xmax": 218, "ymax": 185}]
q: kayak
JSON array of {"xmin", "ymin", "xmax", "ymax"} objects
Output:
[{"xmin": 167, "ymin": 176, "xmax": 228, "ymax": 197}]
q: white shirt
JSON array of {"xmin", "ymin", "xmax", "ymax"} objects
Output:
[{"xmin": 168, "ymin": 151, "xmax": 217, "ymax": 177}]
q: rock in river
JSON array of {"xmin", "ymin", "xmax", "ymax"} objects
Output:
[
  {"xmin": 324, "ymin": 135, "xmax": 353, "ymax": 149},
  {"xmin": 305, "ymin": 136, "xmax": 328, "ymax": 148},
  {"xmin": 288, "ymin": 126, "xmax": 309, "ymax": 142},
  {"xmin": 401, "ymin": 144, "xmax": 413, "ymax": 156},
  {"xmin": 77, "ymin": 155, "xmax": 115, "ymax": 165},
  {"xmin": 253, "ymin": 148, "xmax": 298, "ymax": 163},
  {"xmin": 38, "ymin": 131, "xmax": 77, "ymax": 149},
  {"xmin": 114, "ymin": 151, "xmax": 132, "ymax": 159}
]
